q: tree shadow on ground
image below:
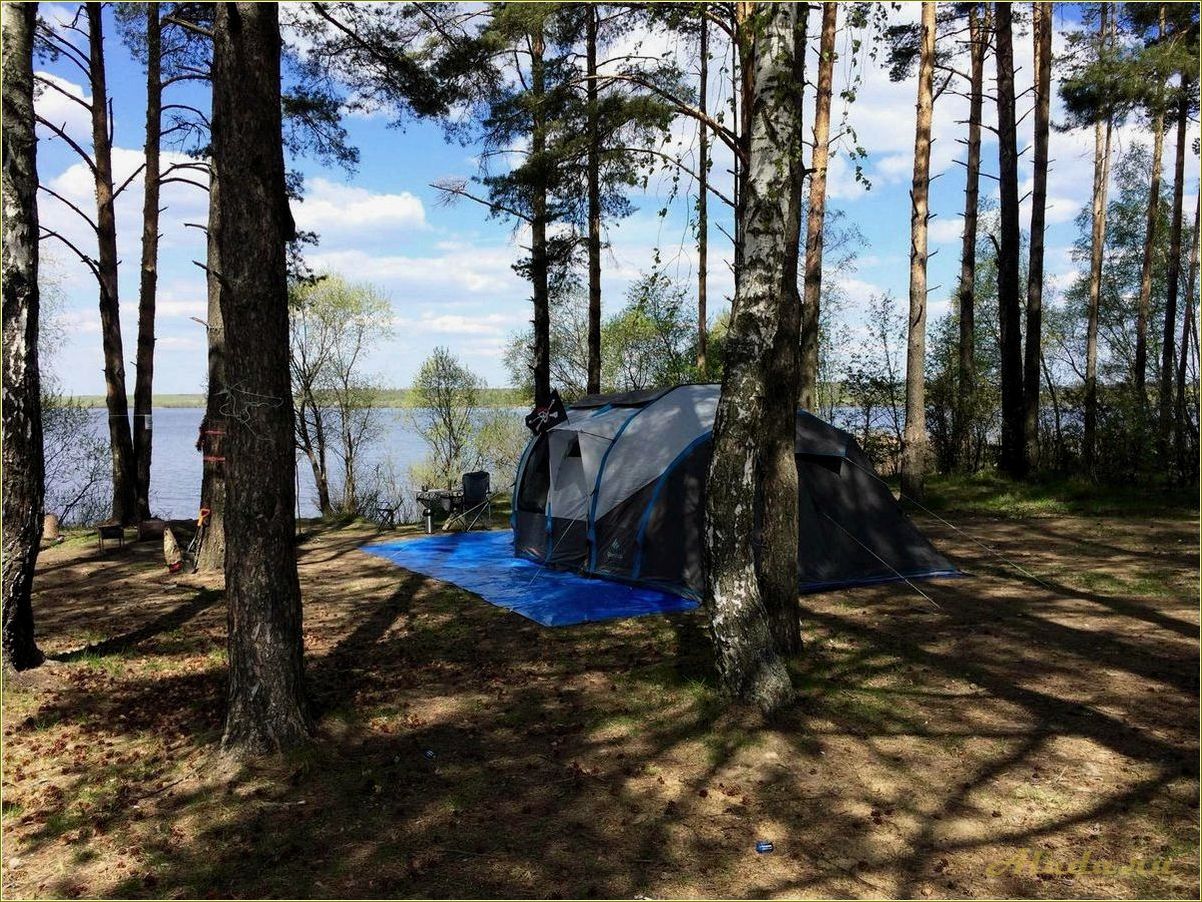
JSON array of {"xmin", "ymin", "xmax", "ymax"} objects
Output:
[{"xmin": 5, "ymin": 515, "xmax": 1198, "ymax": 898}]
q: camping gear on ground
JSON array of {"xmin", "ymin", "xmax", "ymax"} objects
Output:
[
  {"xmin": 416, "ymin": 471, "xmax": 494, "ymax": 533},
  {"xmin": 181, "ymin": 507, "xmax": 210, "ymax": 573},
  {"xmin": 96, "ymin": 523, "xmax": 124, "ymax": 552},
  {"xmin": 512, "ymin": 384, "xmax": 958, "ymax": 600},
  {"xmin": 362, "ymin": 530, "xmax": 697, "ymax": 626},
  {"xmin": 164, "ymin": 526, "xmax": 183, "ymax": 573},
  {"xmin": 374, "ymin": 503, "xmax": 401, "ymax": 529}
]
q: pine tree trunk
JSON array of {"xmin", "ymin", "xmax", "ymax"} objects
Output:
[
  {"xmin": 212, "ymin": 1, "xmax": 310, "ymax": 755},
  {"xmin": 800, "ymin": 1, "xmax": 836, "ymax": 413},
  {"xmin": 995, "ymin": 1, "xmax": 1026, "ymax": 478},
  {"xmin": 1134, "ymin": 5, "xmax": 1166, "ymax": 407},
  {"xmin": 1083, "ymin": 7, "xmax": 1113, "ymax": 477},
  {"xmin": 953, "ymin": 4, "xmax": 986, "ymax": 471},
  {"xmin": 195, "ymin": 171, "xmax": 226, "ymax": 573},
  {"xmin": 2, "ymin": 0, "xmax": 45, "ymax": 672},
  {"xmin": 760, "ymin": 5, "xmax": 806, "ymax": 657},
  {"xmin": 1157, "ymin": 81, "xmax": 1189, "ymax": 462},
  {"xmin": 704, "ymin": 2, "xmax": 802, "ymax": 713},
  {"xmin": 901, "ymin": 1, "xmax": 935, "ymax": 500},
  {"xmin": 530, "ymin": 24, "xmax": 550, "ymax": 409},
  {"xmin": 1023, "ymin": 1, "xmax": 1052, "ymax": 473},
  {"xmin": 585, "ymin": 7, "xmax": 601, "ymax": 395},
  {"xmin": 133, "ymin": 2, "xmax": 161, "ymax": 522},
  {"xmin": 87, "ymin": 3, "xmax": 138, "ymax": 524},
  {"xmin": 696, "ymin": 14, "xmax": 708, "ymax": 374},
  {"xmin": 1174, "ymin": 195, "xmax": 1200, "ymax": 475}
]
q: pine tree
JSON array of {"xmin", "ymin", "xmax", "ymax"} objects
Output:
[{"xmin": 212, "ymin": 1, "xmax": 309, "ymax": 754}]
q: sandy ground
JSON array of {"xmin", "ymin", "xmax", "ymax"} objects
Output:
[{"xmin": 2, "ymin": 507, "xmax": 1198, "ymax": 898}]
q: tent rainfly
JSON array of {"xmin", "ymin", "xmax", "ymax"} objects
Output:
[{"xmin": 512, "ymin": 384, "xmax": 959, "ymax": 599}]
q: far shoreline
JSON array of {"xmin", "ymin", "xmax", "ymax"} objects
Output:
[{"xmin": 71, "ymin": 387, "xmax": 532, "ymax": 409}]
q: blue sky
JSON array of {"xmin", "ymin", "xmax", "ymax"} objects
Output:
[{"xmin": 34, "ymin": 2, "xmax": 1199, "ymax": 396}]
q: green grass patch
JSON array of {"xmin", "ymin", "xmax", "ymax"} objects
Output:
[{"xmin": 919, "ymin": 472, "xmax": 1197, "ymax": 518}]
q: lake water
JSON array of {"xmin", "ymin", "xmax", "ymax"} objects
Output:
[
  {"xmin": 83, "ymin": 407, "xmax": 463, "ymax": 520},
  {"xmin": 71, "ymin": 402, "xmax": 897, "ymax": 522}
]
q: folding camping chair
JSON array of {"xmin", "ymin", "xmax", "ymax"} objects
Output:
[{"xmin": 446, "ymin": 471, "xmax": 493, "ymax": 531}]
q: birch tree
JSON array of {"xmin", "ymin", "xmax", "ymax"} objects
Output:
[
  {"xmin": 705, "ymin": 2, "xmax": 804, "ymax": 712},
  {"xmin": 2, "ymin": 0, "xmax": 46, "ymax": 671}
]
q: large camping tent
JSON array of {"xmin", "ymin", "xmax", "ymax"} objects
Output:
[{"xmin": 512, "ymin": 384, "xmax": 958, "ymax": 600}]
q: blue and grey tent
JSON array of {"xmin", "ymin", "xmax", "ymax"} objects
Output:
[{"xmin": 512, "ymin": 384, "xmax": 958, "ymax": 600}]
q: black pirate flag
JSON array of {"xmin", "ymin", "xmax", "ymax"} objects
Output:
[{"xmin": 525, "ymin": 389, "xmax": 568, "ymax": 435}]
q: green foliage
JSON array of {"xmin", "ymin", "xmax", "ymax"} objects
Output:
[
  {"xmin": 838, "ymin": 292, "xmax": 905, "ymax": 474},
  {"xmin": 289, "ymin": 276, "xmax": 393, "ymax": 513},
  {"xmin": 1050, "ymin": 142, "xmax": 1199, "ymax": 481},
  {"xmin": 601, "ymin": 270, "xmax": 697, "ymax": 392},
  {"xmin": 504, "ymin": 268, "xmax": 700, "ymax": 399},
  {"xmin": 410, "ymin": 347, "xmax": 527, "ymax": 488}
]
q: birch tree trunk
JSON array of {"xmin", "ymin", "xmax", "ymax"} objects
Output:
[
  {"xmin": 705, "ymin": 2, "xmax": 803, "ymax": 713},
  {"xmin": 800, "ymin": 1, "xmax": 836, "ymax": 413},
  {"xmin": 133, "ymin": 2, "xmax": 162, "ymax": 522},
  {"xmin": 1158, "ymin": 80, "xmax": 1189, "ymax": 462},
  {"xmin": 87, "ymin": 2, "xmax": 138, "ymax": 524},
  {"xmin": 586, "ymin": 7, "xmax": 601, "ymax": 395},
  {"xmin": 212, "ymin": 1, "xmax": 310, "ymax": 754},
  {"xmin": 1083, "ymin": 7, "xmax": 1113, "ymax": 477},
  {"xmin": 901, "ymin": 1, "xmax": 935, "ymax": 500},
  {"xmin": 696, "ymin": 13, "xmax": 708, "ymax": 374},
  {"xmin": 953, "ymin": 4, "xmax": 987, "ymax": 471},
  {"xmin": 1023, "ymin": 0, "xmax": 1052, "ymax": 472},
  {"xmin": 2, "ymin": 0, "xmax": 45, "ymax": 671},
  {"xmin": 995, "ymin": 1, "xmax": 1026, "ymax": 478},
  {"xmin": 1134, "ymin": 5, "xmax": 1166, "ymax": 407},
  {"xmin": 760, "ymin": 4, "xmax": 806, "ymax": 657}
]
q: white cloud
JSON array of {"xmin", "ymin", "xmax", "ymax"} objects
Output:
[
  {"xmin": 396, "ymin": 312, "xmax": 516, "ymax": 336},
  {"xmin": 929, "ymin": 217, "xmax": 966, "ymax": 245},
  {"xmin": 306, "ymin": 241, "xmax": 525, "ymax": 298},
  {"xmin": 293, "ymin": 177, "xmax": 427, "ymax": 236},
  {"xmin": 33, "ymin": 71, "xmax": 92, "ymax": 136}
]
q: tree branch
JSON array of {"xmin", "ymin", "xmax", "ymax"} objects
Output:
[
  {"xmin": 38, "ymin": 184, "xmax": 98, "ymax": 233},
  {"xmin": 430, "ymin": 180, "xmax": 531, "ymax": 223},
  {"xmin": 158, "ymin": 176, "xmax": 209, "ymax": 192},
  {"xmin": 162, "ymin": 14, "xmax": 213, "ymax": 39},
  {"xmin": 591, "ymin": 72, "xmax": 742, "ymax": 162},
  {"xmin": 112, "ymin": 161, "xmax": 147, "ymax": 200},
  {"xmin": 34, "ymin": 116, "xmax": 97, "ymax": 175},
  {"xmin": 39, "ymin": 227, "xmax": 100, "ymax": 281},
  {"xmin": 33, "ymin": 72, "xmax": 92, "ymax": 114}
]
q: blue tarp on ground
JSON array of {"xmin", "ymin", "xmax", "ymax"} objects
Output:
[{"xmin": 362, "ymin": 530, "xmax": 698, "ymax": 627}]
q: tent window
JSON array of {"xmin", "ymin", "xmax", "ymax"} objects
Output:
[{"xmin": 518, "ymin": 436, "xmax": 550, "ymax": 512}]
